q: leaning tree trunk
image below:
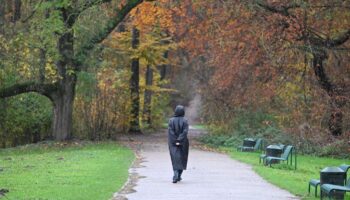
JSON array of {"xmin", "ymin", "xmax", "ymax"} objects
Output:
[{"xmin": 312, "ymin": 53, "xmax": 345, "ymax": 136}]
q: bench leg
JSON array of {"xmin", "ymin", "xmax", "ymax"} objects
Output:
[{"xmin": 309, "ymin": 184, "xmax": 319, "ymax": 197}]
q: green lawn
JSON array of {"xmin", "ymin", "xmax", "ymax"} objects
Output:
[
  {"xmin": 0, "ymin": 142, "xmax": 134, "ymax": 200},
  {"xmin": 162, "ymin": 123, "xmax": 206, "ymax": 130},
  {"xmin": 223, "ymin": 148, "xmax": 350, "ymax": 200},
  {"xmin": 191, "ymin": 124, "xmax": 206, "ymax": 130}
]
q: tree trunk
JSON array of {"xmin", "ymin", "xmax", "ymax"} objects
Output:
[
  {"xmin": 159, "ymin": 51, "xmax": 168, "ymax": 81},
  {"xmin": 0, "ymin": 3, "xmax": 5, "ymax": 34},
  {"xmin": 312, "ymin": 53, "xmax": 344, "ymax": 136},
  {"xmin": 143, "ymin": 65, "xmax": 153, "ymax": 125},
  {"xmin": 12, "ymin": 0, "xmax": 21, "ymax": 22},
  {"xmin": 51, "ymin": 78, "xmax": 75, "ymax": 140},
  {"xmin": 129, "ymin": 27, "xmax": 141, "ymax": 133},
  {"xmin": 39, "ymin": 49, "xmax": 46, "ymax": 82},
  {"xmin": 0, "ymin": 99, "xmax": 6, "ymax": 148},
  {"xmin": 328, "ymin": 103, "xmax": 343, "ymax": 136},
  {"xmin": 51, "ymin": 11, "xmax": 76, "ymax": 140}
]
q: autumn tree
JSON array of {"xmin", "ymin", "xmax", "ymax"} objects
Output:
[
  {"xmin": 255, "ymin": 0, "xmax": 350, "ymax": 136},
  {"xmin": 0, "ymin": 0, "xmax": 145, "ymax": 140},
  {"xmin": 168, "ymin": 0, "xmax": 350, "ymax": 150}
]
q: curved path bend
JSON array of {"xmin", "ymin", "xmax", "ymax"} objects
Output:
[{"xmin": 114, "ymin": 128, "xmax": 298, "ymax": 200}]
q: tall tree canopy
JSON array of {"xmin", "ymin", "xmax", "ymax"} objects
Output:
[
  {"xmin": 168, "ymin": 0, "xmax": 350, "ymax": 144},
  {"xmin": 0, "ymin": 0, "xmax": 145, "ymax": 140}
]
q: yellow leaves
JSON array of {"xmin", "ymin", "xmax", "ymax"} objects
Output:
[
  {"xmin": 45, "ymin": 58, "xmax": 59, "ymax": 83},
  {"xmin": 18, "ymin": 63, "xmax": 32, "ymax": 78},
  {"xmin": 18, "ymin": 46, "xmax": 34, "ymax": 79},
  {"xmin": 107, "ymin": 26, "xmax": 176, "ymax": 66}
]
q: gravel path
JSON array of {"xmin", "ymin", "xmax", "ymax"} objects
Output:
[{"xmin": 114, "ymin": 129, "xmax": 299, "ymax": 200}]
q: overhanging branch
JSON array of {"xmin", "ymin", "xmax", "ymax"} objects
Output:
[
  {"xmin": 0, "ymin": 82, "xmax": 59, "ymax": 100},
  {"xmin": 305, "ymin": 29, "xmax": 350, "ymax": 48},
  {"xmin": 74, "ymin": 0, "xmax": 144, "ymax": 66},
  {"xmin": 256, "ymin": 0, "xmax": 300, "ymax": 16},
  {"xmin": 78, "ymin": 0, "xmax": 113, "ymax": 14},
  {"xmin": 21, "ymin": 0, "xmax": 44, "ymax": 23},
  {"xmin": 326, "ymin": 29, "xmax": 350, "ymax": 47}
]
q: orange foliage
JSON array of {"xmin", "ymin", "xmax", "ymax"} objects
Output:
[
  {"xmin": 130, "ymin": 0, "xmax": 175, "ymax": 33},
  {"xmin": 166, "ymin": 0, "xmax": 350, "ymax": 139}
]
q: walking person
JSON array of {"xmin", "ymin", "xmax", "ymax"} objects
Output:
[{"xmin": 168, "ymin": 105, "xmax": 189, "ymax": 183}]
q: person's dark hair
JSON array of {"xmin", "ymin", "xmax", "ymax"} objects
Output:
[{"xmin": 174, "ymin": 105, "xmax": 185, "ymax": 117}]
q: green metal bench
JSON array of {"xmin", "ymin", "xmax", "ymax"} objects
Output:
[
  {"xmin": 308, "ymin": 164, "xmax": 350, "ymax": 197},
  {"xmin": 309, "ymin": 179, "xmax": 321, "ymax": 197},
  {"xmin": 321, "ymin": 178, "xmax": 350, "ymax": 200},
  {"xmin": 238, "ymin": 138, "xmax": 263, "ymax": 152},
  {"xmin": 259, "ymin": 153, "xmax": 267, "ymax": 164},
  {"xmin": 265, "ymin": 145, "xmax": 297, "ymax": 170}
]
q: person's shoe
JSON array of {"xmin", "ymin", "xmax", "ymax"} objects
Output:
[
  {"xmin": 173, "ymin": 170, "xmax": 181, "ymax": 183},
  {"xmin": 177, "ymin": 170, "xmax": 183, "ymax": 181},
  {"xmin": 173, "ymin": 170, "xmax": 179, "ymax": 183}
]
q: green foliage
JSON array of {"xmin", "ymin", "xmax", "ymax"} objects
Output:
[
  {"xmin": 0, "ymin": 94, "xmax": 52, "ymax": 147},
  {"xmin": 202, "ymin": 109, "xmax": 291, "ymax": 148},
  {"xmin": 75, "ymin": 71, "xmax": 97, "ymax": 100},
  {"xmin": 145, "ymin": 91, "xmax": 171, "ymax": 130},
  {"xmin": 1, "ymin": 0, "xmax": 175, "ymax": 144},
  {"xmin": 0, "ymin": 142, "xmax": 134, "ymax": 199},
  {"xmin": 199, "ymin": 134, "xmax": 238, "ymax": 147}
]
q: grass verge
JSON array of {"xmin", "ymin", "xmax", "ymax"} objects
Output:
[
  {"xmin": 0, "ymin": 141, "xmax": 134, "ymax": 200},
  {"xmin": 221, "ymin": 147, "xmax": 350, "ymax": 200}
]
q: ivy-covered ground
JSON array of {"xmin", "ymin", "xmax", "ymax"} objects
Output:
[{"xmin": 0, "ymin": 142, "xmax": 134, "ymax": 199}]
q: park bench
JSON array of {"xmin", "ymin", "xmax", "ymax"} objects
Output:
[
  {"xmin": 238, "ymin": 138, "xmax": 263, "ymax": 152},
  {"xmin": 259, "ymin": 144, "xmax": 285, "ymax": 164},
  {"xmin": 265, "ymin": 145, "xmax": 297, "ymax": 170},
  {"xmin": 309, "ymin": 164, "xmax": 350, "ymax": 197},
  {"xmin": 321, "ymin": 177, "xmax": 350, "ymax": 200}
]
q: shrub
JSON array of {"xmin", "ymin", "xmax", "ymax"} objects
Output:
[{"xmin": 0, "ymin": 94, "xmax": 52, "ymax": 147}]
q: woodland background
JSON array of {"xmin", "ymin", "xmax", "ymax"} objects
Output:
[{"xmin": 0, "ymin": 0, "xmax": 349, "ymax": 157}]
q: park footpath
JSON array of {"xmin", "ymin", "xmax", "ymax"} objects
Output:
[{"xmin": 113, "ymin": 127, "xmax": 298, "ymax": 200}]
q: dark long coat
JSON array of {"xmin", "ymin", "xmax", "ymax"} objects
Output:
[{"xmin": 168, "ymin": 106, "xmax": 189, "ymax": 170}]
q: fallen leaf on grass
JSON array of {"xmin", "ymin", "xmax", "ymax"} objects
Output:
[{"xmin": 0, "ymin": 188, "xmax": 9, "ymax": 197}]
